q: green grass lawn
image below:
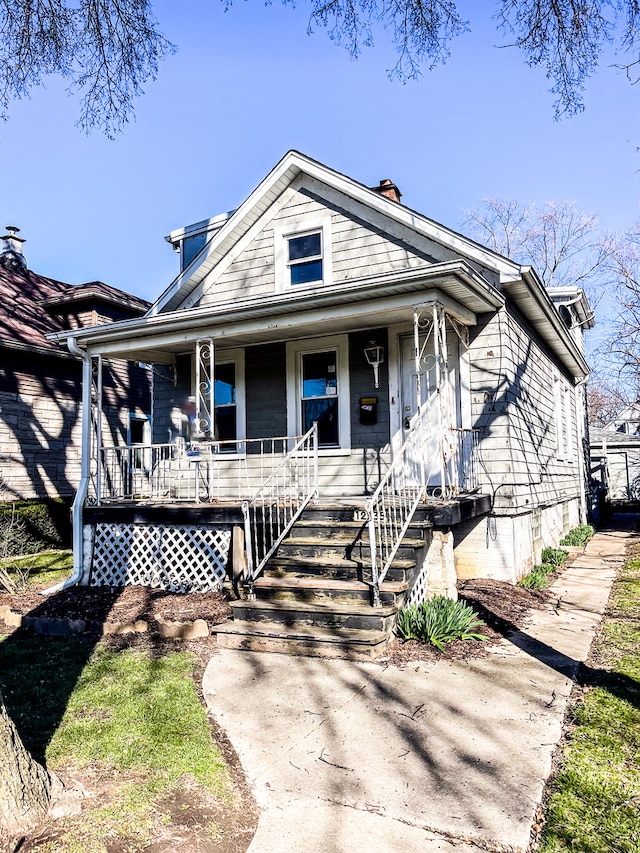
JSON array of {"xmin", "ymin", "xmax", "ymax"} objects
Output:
[
  {"xmin": 0, "ymin": 633, "xmax": 245, "ymax": 851},
  {"xmin": 1, "ymin": 548, "xmax": 73, "ymax": 589},
  {"xmin": 536, "ymin": 546, "xmax": 640, "ymax": 852}
]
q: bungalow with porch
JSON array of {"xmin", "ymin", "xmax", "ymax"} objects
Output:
[{"xmin": 48, "ymin": 151, "xmax": 593, "ymax": 657}]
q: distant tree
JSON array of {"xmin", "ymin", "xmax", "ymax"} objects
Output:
[
  {"xmin": 587, "ymin": 381, "xmax": 630, "ymax": 428},
  {"xmin": 0, "ymin": 0, "xmax": 174, "ymax": 137},
  {"xmin": 1, "ymin": 1, "xmax": 640, "ymax": 134},
  {"xmin": 464, "ymin": 197, "xmax": 605, "ymax": 293},
  {"xmin": 602, "ymin": 225, "xmax": 640, "ymax": 384}
]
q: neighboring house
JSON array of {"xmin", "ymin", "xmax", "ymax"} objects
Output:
[
  {"xmin": 49, "ymin": 152, "xmax": 593, "ymax": 657},
  {"xmin": 0, "ymin": 226, "xmax": 151, "ymax": 501},
  {"xmin": 590, "ymin": 427, "xmax": 640, "ymax": 504},
  {"xmin": 590, "ymin": 415, "xmax": 640, "ymax": 510},
  {"xmin": 602, "ymin": 402, "xmax": 640, "ymax": 436}
]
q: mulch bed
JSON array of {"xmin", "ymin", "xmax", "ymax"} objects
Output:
[
  {"xmin": 1, "ymin": 575, "xmax": 553, "ymax": 666},
  {"xmin": 0, "ymin": 584, "xmax": 233, "ymax": 629}
]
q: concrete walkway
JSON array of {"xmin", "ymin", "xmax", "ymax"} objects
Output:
[{"xmin": 203, "ymin": 520, "xmax": 636, "ymax": 853}]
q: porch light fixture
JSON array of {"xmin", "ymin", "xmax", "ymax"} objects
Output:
[{"xmin": 364, "ymin": 340, "xmax": 385, "ymax": 389}]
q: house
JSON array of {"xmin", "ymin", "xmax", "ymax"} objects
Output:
[
  {"xmin": 0, "ymin": 226, "xmax": 151, "ymax": 502},
  {"xmin": 590, "ymin": 403, "xmax": 640, "ymax": 513},
  {"xmin": 49, "ymin": 152, "xmax": 593, "ymax": 657}
]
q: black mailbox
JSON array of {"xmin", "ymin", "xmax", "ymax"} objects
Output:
[{"xmin": 359, "ymin": 396, "xmax": 378, "ymax": 425}]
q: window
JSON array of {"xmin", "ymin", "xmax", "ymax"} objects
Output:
[
  {"xmin": 192, "ymin": 348, "xmax": 245, "ymax": 448},
  {"xmin": 214, "ymin": 362, "xmax": 237, "ymax": 442},
  {"xmin": 286, "ymin": 336, "xmax": 350, "ymax": 451},
  {"xmin": 274, "ymin": 215, "xmax": 332, "ymax": 293},
  {"xmin": 128, "ymin": 414, "xmax": 149, "ymax": 469},
  {"xmin": 287, "ymin": 232, "xmax": 322, "ymax": 285}
]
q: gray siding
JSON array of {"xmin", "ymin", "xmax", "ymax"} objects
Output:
[
  {"xmin": 197, "ymin": 179, "xmax": 441, "ymax": 307},
  {"xmin": 246, "ymin": 343, "xmax": 287, "ymax": 440},
  {"xmin": 152, "ymin": 354, "xmax": 191, "ymax": 444},
  {"xmin": 348, "ymin": 328, "xmax": 390, "ymax": 450},
  {"xmin": 470, "ymin": 306, "xmax": 581, "ymax": 515}
]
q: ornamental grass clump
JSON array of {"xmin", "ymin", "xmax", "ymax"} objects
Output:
[
  {"xmin": 396, "ymin": 596, "xmax": 488, "ymax": 651},
  {"xmin": 560, "ymin": 523, "xmax": 595, "ymax": 547},
  {"xmin": 541, "ymin": 547, "xmax": 569, "ymax": 567},
  {"xmin": 518, "ymin": 563, "xmax": 555, "ymax": 590}
]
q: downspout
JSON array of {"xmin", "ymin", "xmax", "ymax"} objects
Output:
[{"xmin": 42, "ymin": 336, "xmax": 92, "ymax": 594}]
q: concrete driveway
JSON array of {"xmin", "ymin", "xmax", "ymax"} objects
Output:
[{"xmin": 203, "ymin": 521, "xmax": 635, "ymax": 852}]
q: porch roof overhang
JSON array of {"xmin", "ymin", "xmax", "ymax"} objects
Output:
[
  {"xmin": 47, "ymin": 260, "xmax": 504, "ymax": 361},
  {"xmin": 506, "ymin": 269, "xmax": 591, "ymax": 379}
]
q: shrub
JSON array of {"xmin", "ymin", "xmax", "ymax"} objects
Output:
[
  {"xmin": 396, "ymin": 596, "xmax": 488, "ymax": 651},
  {"xmin": 560, "ymin": 524, "xmax": 595, "ymax": 547},
  {"xmin": 0, "ymin": 498, "xmax": 72, "ymax": 555},
  {"xmin": 541, "ymin": 547, "xmax": 569, "ymax": 567},
  {"xmin": 518, "ymin": 563, "xmax": 555, "ymax": 590}
]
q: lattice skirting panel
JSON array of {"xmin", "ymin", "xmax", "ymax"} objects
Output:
[
  {"xmin": 405, "ymin": 560, "xmax": 429, "ymax": 607},
  {"xmin": 89, "ymin": 523, "xmax": 231, "ymax": 592}
]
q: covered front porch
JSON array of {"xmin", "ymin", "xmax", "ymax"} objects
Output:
[
  {"xmin": 78, "ymin": 295, "xmax": 484, "ymax": 595},
  {"xmin": 46, "ymin": 268, "xmax": 501, "ymax": 655}
]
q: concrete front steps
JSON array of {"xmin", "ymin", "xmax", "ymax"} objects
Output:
[{"xmin": 215, "ymin": 504, "xmax": 431, "ymax": 660}]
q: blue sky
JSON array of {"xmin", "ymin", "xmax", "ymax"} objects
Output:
[{"xmin": 1, "ymin": 0, "xmax": 639, "ymax": 320}]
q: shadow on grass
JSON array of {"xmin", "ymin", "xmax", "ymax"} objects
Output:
[
  {"xmin": 0, "ymin": 584, "xmax": 226, "ymax": 767},
  {"xmin": 0, "ymin": 589, "xmax": 122, "ymax": 765}
]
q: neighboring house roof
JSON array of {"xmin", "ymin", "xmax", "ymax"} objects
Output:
[
  {"xmin": 602, "ymin": 403, "xmax": 640, "ymax": 434},
  {"xmin": 41, "ymin": 280, "xmax": 151, "ymax": 315},
  {"xmin": 0, "ymin": 255, "xmax": 150, "ymax": 357},
  {"xmin": 0, "ymin": 260, "xmax": 71, "ymax": 355},
  {"xmin": 590, "ymin": 426, "xmax": 640, "ymax": 446},
  {"xmin": 47, "ymin": 150, "xmax": 592, "ymax": 378}
]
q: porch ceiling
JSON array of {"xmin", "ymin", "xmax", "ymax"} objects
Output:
[{"xmin": 48, "ymin": 260, "xmax": 503, "ymax": 362}]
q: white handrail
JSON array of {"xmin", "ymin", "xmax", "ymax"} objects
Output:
[
  {"xmin": 366, "ymin": 424, "xmax": 479, "ymax": 606},
  {"xmin": 242, "ymin": 423, "xmax": 318, "ymax": 597}
]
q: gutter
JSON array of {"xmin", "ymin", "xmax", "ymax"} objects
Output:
[{"xmin": 41, "ymin": 336, "xmax": 91, "ymax": 594}]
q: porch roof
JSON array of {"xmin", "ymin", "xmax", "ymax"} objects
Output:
[{"xmin": 47, "ymin": 259, "xmax": 503, "ymax": 362}]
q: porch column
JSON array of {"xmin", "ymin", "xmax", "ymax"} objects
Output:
[
  {"xmin": 413, "ymin": 307, "xmax": 426, "ymax": 493},
  {"xmin": 432, "ymin": 302, "xmax": 448, "ymax": 495},
  {"xmin": 196, "ymin": 338, "xmax": 215, "ymax": 438},
  {"xmin": 93, "ymin": 354, "xmax": 103, "ymax": 505}
]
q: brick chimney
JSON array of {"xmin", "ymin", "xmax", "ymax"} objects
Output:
[
  {"xmin": 0, "ymin": 226, "xmax": 27, "ymax": 272},
  {"xmin": 370, "ymin": 179, "xmax": 402, "ymax": 204}
]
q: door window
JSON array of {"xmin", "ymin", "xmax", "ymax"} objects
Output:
[{"xmin": 301, "ymin": 350, "xmax": 339, "ymax": 446}]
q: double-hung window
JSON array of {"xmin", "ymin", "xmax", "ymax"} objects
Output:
[
  {"xmin": 275, "ymin": 215, "xmax": 331, "ymax": 292},
  {"xmin": 287, "ymin": 232, "xmax": 323, "ymax": 285}
]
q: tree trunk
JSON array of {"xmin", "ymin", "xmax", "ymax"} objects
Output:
[{"xmin": 0, "ymin": 691, "xmax": 56, "ymax": 834}]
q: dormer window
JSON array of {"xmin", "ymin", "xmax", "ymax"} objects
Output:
[{"xmin": 287, "ymin": 232, "xmax": 322, "ymax": 285}]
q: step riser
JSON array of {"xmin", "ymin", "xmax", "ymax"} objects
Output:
[
  {"xmin": 278, "ymin": 542, "xmax": 422, "ymax": 562},
  {"xmin": 264, "ymin": 566, "xmax": 361, "ymax": 581},
  {"xmin": 254, "ymin": 588, "xmax": 401, "ymax": 607},
  {"xmin": 264, "ymin": 565, "xmax": 412, "ymax": 583},
  {"xmin": 297, "ymin": 522, "xmax": 429, "ymax": 541},
  {"xmin": 232, "ymin": 606, "xmax": 395, "ymax": 633},
  {"xmin": 217, "ymin": 632, "xmax": 388, "ymax": 660}
]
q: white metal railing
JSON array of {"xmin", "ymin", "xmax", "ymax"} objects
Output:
[
  {"xmin": 243, "ymin": 423, "xmax": 318, "ymax": 597},
  {"xmin": 94, "ymin": 435, "xmax": 309, "ymax": 504},
  {"xmin": 366, "ymin": 424, "xmax": 479, "ymax": 606}
]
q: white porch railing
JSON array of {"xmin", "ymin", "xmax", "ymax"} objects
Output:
[
  {"xmin": 366, "ymin": 424, "xmax": 479, "ymax": 606},
  {"xmin": 243, "ymin": 423, "xmax": 318, "ymax": 597},
  {"xmin": 95, "ymin": 435, "xmax": 310, "ymax": 504}
]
